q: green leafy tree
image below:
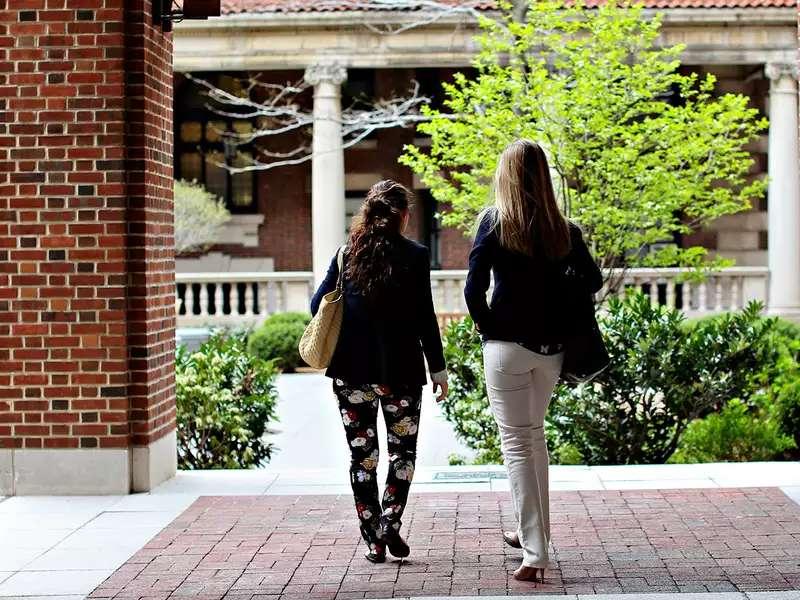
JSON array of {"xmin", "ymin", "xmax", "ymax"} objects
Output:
[{"xmin": 402, "ymin": 0, "xmax": 767, "ymax": 279}]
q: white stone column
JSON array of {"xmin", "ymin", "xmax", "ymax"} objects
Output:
[
  {"xmin": 305, "ymin": 62, "xmax": 347, "ymax": 285},
  {"xmin": 765, "ymin": 62, "xmax": 800, "ymax": 321}
]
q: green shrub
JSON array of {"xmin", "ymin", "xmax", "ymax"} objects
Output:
[
  {"xmin": 670, "ymin": 399, "xmax": 795, "ymax": 463},
  {"xmin": 759, "ymin": 319, "xmax": 800, "ymax": 452},
  {"xmin": 448, "ymin": 453, "xmax": 468, "ymax": 466},
  {"xmin": 773, "ymin": 318, "xmax": 800, "ymax": 347},
  {"xmin": 176, "ymin": 331, "xmax": 278, "ymax": 469},
  {"xmin": 442, "ymin": 316, "xmax": 591, "ymax": 465},
  {"xmin": 775, "ymin": 377, "xmax": 800, "ymax": 452},
  {"xmin": 441, "ymin": 292, "xmax": 788, "ymax": 466},
  {"xmin": 551, "ymin": 295, "xmax": 777, "ymax": 464},
  {"xmin": 551, "ymin": 443, "xmax": 584, "ymax": 465},
  {"xmin": 247, "ymin": 312, "xmax": 311, "ymax": 372},
  {"xmin": 441, "ymin": 316, "xmax": 503, "ymax": 464}
]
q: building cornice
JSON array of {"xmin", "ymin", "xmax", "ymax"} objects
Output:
[{"xmin": 173, "ymin": 6, "xmax": 797, "ymax": 71}]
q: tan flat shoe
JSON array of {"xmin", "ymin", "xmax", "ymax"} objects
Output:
[{"xmin": 513, "ymin": 565, "xmax": 545, "ymax": 583}]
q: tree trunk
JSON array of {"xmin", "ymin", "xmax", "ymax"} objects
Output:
[{"xmin": 511, "ymin": 0, "xmax": 528, "ymax": 24}]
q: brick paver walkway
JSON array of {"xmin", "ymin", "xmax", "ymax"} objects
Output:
[{"xmin": 89, "ymin": 488, "xmax": 800, "ymax": 599}]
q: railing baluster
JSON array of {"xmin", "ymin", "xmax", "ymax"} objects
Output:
[
  {"xmin": 185, "ymin": 283, "xmax": 196, "ymax": 316},
  {"xmin": 262, "ymin": 281, "xmax": 272, "ymax": 315},
  {"xmin": 280, "ymin": 281, "xmax": 289, "ymax": 312},
  {"xmin": 198, "ymin": 283, "xmax": 209, "ymax": 317},
  {"xmin": 665, "ymin": 278, "xmax": 675, "ymax": 310},
  {"xmin": 256, "ymin": 282, "xmax": 267, "ymax": 316},
  {"xmin": 447, "ymin": 278, "xmax": 456, "ymax": 313},
  {"xmin": 684, "ymin": 281, "xmax": 693, "ymax": 312},
  {"xmin": 713, "ymin": 277, "xmax": 723, "ymax": 312},
  {"xmin": 231, "ymin": 281, "xmax": 241, "ymax": 319},
  {"xmin": 698, "ymin": 280, "xmax": 708, "ymax": 313},
  {"xmin": 244, "ymin": 281, "xmax": 253, "ymax": 317},
  {"xmin": 734, "ymin": 276, "xmax": 744, "ymax": 311},
  {"xmin": 213, "ymin": 283, "xmax": 223, "ymax": 316}
]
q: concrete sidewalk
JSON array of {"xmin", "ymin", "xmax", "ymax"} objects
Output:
[
  {"xmin": 1, "ymin": 462, "xmax": 799, "ymax": 599},
  {"xmin": 268, "ymin": 374, "xmax": 475, "ymax": 469}
]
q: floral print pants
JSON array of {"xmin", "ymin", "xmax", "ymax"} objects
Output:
[{"xmin": 333, "ymin": 379, "xmax": 422, "ymax": 552}]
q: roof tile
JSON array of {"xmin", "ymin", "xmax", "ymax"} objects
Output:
[{"xmin": 221, "ymin": 0, "xmax": 794, "ymax": 15}]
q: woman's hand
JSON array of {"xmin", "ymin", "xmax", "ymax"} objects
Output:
[
  {"xmin": 430, "ymin": 370, "xmax": 448, "ymax": 402},
  {"xmin": 432, "ymin": 380, "xmax": 449, "ymax": 403}
]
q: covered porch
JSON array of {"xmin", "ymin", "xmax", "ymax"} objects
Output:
[{"xmin": 172, "ymin": 3, "xmax": 800, "ymax": 322}]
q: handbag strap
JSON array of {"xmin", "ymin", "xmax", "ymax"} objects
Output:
[{"xmin": 335, "ymin": 245, "xmax": 346, "ymax": 291}]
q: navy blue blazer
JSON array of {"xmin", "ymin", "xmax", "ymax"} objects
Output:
[
  {"xmin": 310, "ymin": 236, "xmax": 446, "ymax": 387},
  {"xmin": 465, "ymin": 213, "xmax": 603, "ymax": 348}
]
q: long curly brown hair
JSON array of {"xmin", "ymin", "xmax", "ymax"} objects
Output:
[{"xmin": 345, "ymin": 179, "xmax": 411, "ymax": 296}]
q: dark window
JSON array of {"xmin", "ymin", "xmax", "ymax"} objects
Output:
[
  {"xmin": 342, "ymin": 70, "xmax": 377, "ymax": 144},
  {"xmin": 414, "ymin": 67, "xmax": 477, "ymax": 113},
  {"xmin": 342, "ymin": 69, "xmax": 375, "ymax": 106},
  {"xmin": 174, "ymin": 73, "xmax": 257, "ymax": 214}
]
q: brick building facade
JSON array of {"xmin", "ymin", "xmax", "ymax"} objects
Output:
[{"xmin": 1, "ymin": 0, "xmax": 177, "ymax": 494}]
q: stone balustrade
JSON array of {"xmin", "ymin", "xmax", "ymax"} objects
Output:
[
  {"xmin": 176, "ymin": 267, "xmax": 769, "ymax": 329},
  {"xmin": 176, "ymin": 272, "xmax": 314, "ymax": 327}
]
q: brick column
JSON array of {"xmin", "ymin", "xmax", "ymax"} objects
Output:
[{"xmin": 0, "ymin": 0, "xmax": 177, "ymax": 494}]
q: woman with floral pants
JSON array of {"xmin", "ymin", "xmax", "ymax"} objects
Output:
[
  {"xmin": 333, "ymin": 380, "xmax": 422, "ymax": 555},
  {"xmin": 310, "ymin": 181, "xmax": 448, "ymax": 563}
]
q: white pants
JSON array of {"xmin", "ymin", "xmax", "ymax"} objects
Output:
[{"xmin": 483, "ymin": 341, "xmax": 564, "ymax": 568}]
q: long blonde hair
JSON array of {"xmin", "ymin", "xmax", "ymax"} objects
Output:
[{"xmin": 488, "ymin": 139, "xmax": 570, "ymax": 259}]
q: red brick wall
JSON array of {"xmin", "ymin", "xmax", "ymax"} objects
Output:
[
  {"xmin": 440, "ymin": 217, "xmax": 472, "ymax": 269},
  {"xmin": 0, "ymin": 0, "xmax": 175, "ymax": 451},
  {"xmin": 124, "ymin": 0, "xmax": 176, "ymax": 447},
  {"xmin": 258, "ymin": 162, "xmax": 312, "ymax": 271}
]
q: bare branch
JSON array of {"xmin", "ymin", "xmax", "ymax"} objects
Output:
[
  {"xmin": 186, "ymin": 71, "xmax": 441, "ymax": 173},
  {"xmin": 312, "ymin": 0, "xmax": 485, "ymax": 35}
]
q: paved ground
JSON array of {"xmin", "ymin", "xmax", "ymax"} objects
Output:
[
  {"xmin": 3, "ymin": 463, "xmax": 799, "ymax": 598},
  {"xmin": 82, "ymin": 487, "xmax": 800, "ymax": 599}
]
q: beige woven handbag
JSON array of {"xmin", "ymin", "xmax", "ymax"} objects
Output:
[{"xmin": 298, "ymin": 246, "xmax": 345, "ymax": 369}]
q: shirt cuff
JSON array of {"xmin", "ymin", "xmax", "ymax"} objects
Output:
[{"xmin": 430, "ymin": 369, "xmax": 448, "ymax": 385}]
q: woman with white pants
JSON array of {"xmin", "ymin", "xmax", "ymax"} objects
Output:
[{"xmin": 464, "ymin": 140, "xmax": 602, "ymax": 583}]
